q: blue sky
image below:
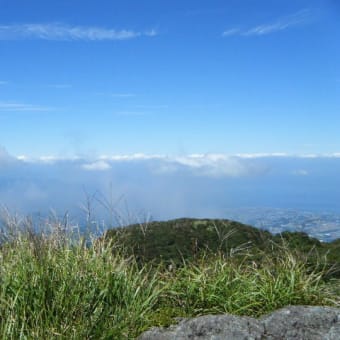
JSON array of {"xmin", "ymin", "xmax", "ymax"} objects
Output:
[
  {"xmin": 0, "ymin": 0, "xmax": 339, "ymax": 157},
  {"xmin": 1, "ymin": 1, "xmax": 340, "ymax": 223}
]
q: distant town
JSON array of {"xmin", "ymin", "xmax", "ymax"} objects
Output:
[{"xmin": 225, "ymin": 208, "xmax": 340, "ymax": 242}]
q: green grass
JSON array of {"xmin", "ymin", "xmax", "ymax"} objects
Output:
[
  {"xmin": 157, "ymin": 251, "xmax": 337, "ymax": 320},
  {"xmin": 0, "ymin": 215, "xmax": 338, "ymax": 339},
  {"xmin": 0, "ymin": 236, "xmax": 162, "ymax": 338}
]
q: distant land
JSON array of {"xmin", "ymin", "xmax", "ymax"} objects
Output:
[
  {"xmin": 224, "ymin": 207, "xmax": 340, "ymax": 242},
  {"xmin": 25, "ymin": 206, "xmax": 340, "ymax": 243}
]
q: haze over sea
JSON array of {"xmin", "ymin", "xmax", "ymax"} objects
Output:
[{"xmin": 0, "ymin": 1, "xmax": 339, "ymax": 238}]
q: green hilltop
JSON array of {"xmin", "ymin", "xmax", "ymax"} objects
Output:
[{"xmin": 104, "ymin": 218, "xmax": 340, "ymax": 277}]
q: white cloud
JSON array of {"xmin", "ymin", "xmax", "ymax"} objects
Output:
[
  {"xmin": 17, "ymin": 152, "xmax": 340, "ymax": 164},
  {"xmin": 16, "ymin": 155, "xmax": 29, "ymax": 161},
  {"xmin": 97, "ymin": 153, "xmax": 256, "ymax": 177},
  {"xmin": 17, "ymin": 153, "xmax": 252, "ymax": 177},
  {"xmin": 222, "ymin": 28, "xmax": 241, "ymax": 37},
  {"xmin": 12, "ymin": 152, "xmax": 340, "ymax": 179},
  {"xmin": 82, "ymin": 161, "xmax": 111, "ymax": 171},
  {"xmin": 0, "ymin": 102, "xmax": 53, "ymax": 112},
  {"xmin": 236, "ymin": 153, "xmax": 340, "ymax": 159},
  {"xmin": 18, "ymin": 154, "xmax": 133, "ymax": 165},
  {"xmin": 38, "ymin": 156, "xmax": 66, "ymax": 164},
  {"xmin": 17, "ymin": 155, "xmax": 80, "ymax": 164},
  {"xmin": 223, "ymin": 9, "xmax": 311, "ymax": 37},
  {"xmin": 298, "ymin": 154, "xmax": 319, "ymax": 159},
  {"xmin": 0, "ymin": 23, "xmax": 158, "ymax": 41},
  {"xmin": 292, "ymin": 169, "xmax": 309, "ymax": 176},
  {"xmin": 330, "ymin": 153, "xmax": 340, "ymax": 158},
  {"xmin": 2, "ymin": 149, "xmax": 340, "ymax": 223},
  {"xmin": 236, "ymin": 153, "xmax": 288, "ymax": 159},
  {"xmin": 297, "ymin": 153, "xmax": 340, "ymax": 159},
  {"xmin": 99, "ymin": 153, "xmax": 163, "ymax": 161},
  {"xmin": 169, "ymin": 154, "xmax": 251, "ymax": 177}
]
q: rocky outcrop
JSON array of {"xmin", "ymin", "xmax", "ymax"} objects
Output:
[{"xmin": 138, "ymin": 306, "xmax": 340, "ymax": 339}]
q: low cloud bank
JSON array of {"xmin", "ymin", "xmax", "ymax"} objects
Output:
[{"xmin": 1, "ymin": 147, "xmax": 340, "ymax": 224}]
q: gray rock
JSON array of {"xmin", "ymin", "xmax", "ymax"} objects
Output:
[
  {"xmin": 138, "ymin": 306, "xmax": 340, "ymax": 340},
  {"xmin": 138, "ymin": 314, "xmax": 264, "ymax": 340},
  {"xmin": 261, "ymin": 306, "xmax": 340, "ymax": 340}
]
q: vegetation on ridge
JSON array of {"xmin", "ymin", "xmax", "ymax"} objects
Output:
[
  {"xmin": 104, "ymin": 218, "xmax": 340, "ymax": 278},
  {"xmin": 0, "ymin": 213, "xmax": 338, "ymax": 339}
]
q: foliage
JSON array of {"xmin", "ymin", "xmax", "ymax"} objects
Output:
[
  {"xmin": 105, "ymin": 218, "xmax": 340, "ymax": 278},
  {"xmin": 0, "ymin": 214, "xmax": 338, "ymax": 338}
]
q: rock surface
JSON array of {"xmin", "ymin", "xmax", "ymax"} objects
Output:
[{"xmin": 138, "ymin": 306, "xmax": 340, "ymax": 339}]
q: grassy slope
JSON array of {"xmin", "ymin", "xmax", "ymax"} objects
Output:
[{"xmin": 0, "ymin": 217, "xmax": 338, "ymax": 338}]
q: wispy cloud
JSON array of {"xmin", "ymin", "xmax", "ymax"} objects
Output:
[
  {"xmin": 18, "ymin": 153, "xmax": 255, "ymax": 178},
  {"xmin": 0, "ymin": 23, "xmax": 158, "ymax": 41},
  {"xmin": 99, "ymin": 153, "xmax": 163, "ymax": 161},
  {"xmin": 168, "ymin": 154, "xmax": 253, "ymax": 177},
  {"xmin": 237, "ymin": 153, "xmax": 340, "ymax": 159},
  {"xmin": 222, "ymin": 28, "xmax": 241, "ymax": 37},
  {"xmin": 47, "ymin": 84, "xmax": 72, "ymax": 89},
  {"xmin": 0, "ymin": 102, "xmax": 53, "ymax": 112},
  {"xmin": 223, "ymin": 9, "xmax": 311, "ymax": 37},
  {"xmin": 18, "ymin": 152, "xmax": 340, "ymax": 165},
  {"xmin": 12, "ymin": 151, "xmax": 340, "ymax": 185},
  {"xmin": 236, "ymin": 153, "xmax": 288, "ymax": 158},
  {"xmin": 17, "ymin": 155, "xmax": 81, "ymax": 164}
]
